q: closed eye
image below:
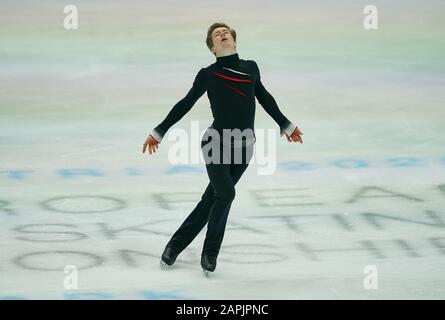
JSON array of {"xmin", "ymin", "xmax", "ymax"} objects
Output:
[{"xmin": 214, "ymin": 30, "xmax": 229, "ymax": 37}]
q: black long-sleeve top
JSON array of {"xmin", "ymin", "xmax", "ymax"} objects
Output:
[{"xmin": 150, "ymin": 53, "xmax": 296, "ymax": 144}]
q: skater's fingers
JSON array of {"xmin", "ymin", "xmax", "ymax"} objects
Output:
[
  {"xmin": 296, "ymin": 135, "xmax": 303, "ymax": 143},
  {"xmin": 292, "ymin": 134, "xmax": 302, "ymax": 143}
]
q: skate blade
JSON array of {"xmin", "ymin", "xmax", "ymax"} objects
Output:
[
  {"xmin": 160, "ymin": 259, "xmax": 173, "ymax": 270},
  {"xmin": 202, "ymin": 269, "xmax": 213, "ymax": 277}
]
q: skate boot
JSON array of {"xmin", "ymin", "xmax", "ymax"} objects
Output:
[
  {"xmin": 201, "ymin": 253, "xmax": 217, "ymax": 277},
  {"xmin": 160, "ymin": 245, "xmax": 180, "ymax": 269}
]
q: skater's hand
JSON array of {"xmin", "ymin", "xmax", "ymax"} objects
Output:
[
  {"xmin": 285, "ymin": 127, "xmax": 303, "ymax": 144},
  {"xmin": 142, "ymin": 134, "xmax": 159, "ymax": 155}
]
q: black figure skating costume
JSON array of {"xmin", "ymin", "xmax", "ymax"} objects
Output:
[{"xmin": 153, "ymin": 53, "xmax": 297, "ymax": 274}]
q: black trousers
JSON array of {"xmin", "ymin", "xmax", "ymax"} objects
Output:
[{"xmin": 166, "ymin": 136, "xmax": 255, "ymax": 258}]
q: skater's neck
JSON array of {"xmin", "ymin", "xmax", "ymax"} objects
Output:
[{"xmin": 216, "ymin": 52, "xmax": 240, "ymax": 67}]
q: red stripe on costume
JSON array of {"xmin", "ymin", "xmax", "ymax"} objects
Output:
[
  {"xmin": 223, "ymin": 83, "xmax": 246, "ymax": 96},
  {"xmin": 211, "ymin": 71, "xmax": 252, "ymax": 82}
]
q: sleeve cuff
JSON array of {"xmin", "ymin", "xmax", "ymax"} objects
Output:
[
  {"xmin": 280, "ymin": 121, "xmax": 297, "ymax": 137},
  {"xmin": 150, "ymin": 128, "xmax": 164, "ymax": 143}
]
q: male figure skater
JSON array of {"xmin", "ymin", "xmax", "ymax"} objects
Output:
[{"xmin": 142, "ymin": 22, "xmax": 303, "ymax": 276}]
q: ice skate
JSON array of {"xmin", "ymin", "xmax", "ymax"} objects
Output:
[
  {"xmin": 160, "ymin": 245, "xmax": 179, "ymax": 270},
  {"xmin": 201, "ymin": 254, "xmax": 217, "ymax": 277},
  {"xmin": 203, "ymin": 269, "xmax": 211, "ymax": 277}
]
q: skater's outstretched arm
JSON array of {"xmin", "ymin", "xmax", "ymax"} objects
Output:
[
  {"xmin": 152, "ymin": 68, "xmax": 207, "ymax": 143},
  {"xmin": 253, "ymin": 61, "xmax": 303, "ymax": 143},
  {"xmin": 142, "ymin": 68, "xmax": 207, "ymax": 154}
]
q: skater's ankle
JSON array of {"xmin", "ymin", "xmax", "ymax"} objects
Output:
[
  {"xmin": 201, "ymin": 251, "xmax": 218, "ymax": 258},
  {"xmin": 166, "ymin": 241, "xmax": 183, "ymax": 252}
]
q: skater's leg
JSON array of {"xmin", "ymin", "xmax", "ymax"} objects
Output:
[
  {"xmin": 202, "ymin": 142, "xmax": 254, "ymax": 258},
  {"xmin": 167, "ymin": 154, "xmax": 251, "ymax": 253},
  {"xmin": 229, "ymin": 162, "xmax": 250, "ymax": 185},
  {"xmin": 164, "ymin": 137, "xmax": 225, "ymax": 253},
  {"xmin": 166, "ymin": 182, "xmax": 215, "ymax": 253},
  {"xmin": 201, "ymin": 162, "xmax": 234, "ymax": 257}
]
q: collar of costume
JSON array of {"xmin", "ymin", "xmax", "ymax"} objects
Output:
[{"xmin": 216, "ymin": 53, "xmax": 240, "ymax": 67}]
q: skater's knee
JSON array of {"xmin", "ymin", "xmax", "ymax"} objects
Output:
[
  {"xmin": 216, "ymin": 187, "xmax": 235, "ymax": 202},
  {"xmin": 202, "ymin": 191, "xmax": 215, "ymax": 202}
]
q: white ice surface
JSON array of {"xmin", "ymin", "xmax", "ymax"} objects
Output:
[{"xmin": 1, "ymin": 0, "xmax": 445, "ymax": 299}]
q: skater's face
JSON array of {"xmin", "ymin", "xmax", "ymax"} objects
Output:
[{"xmin": 211, "ymin": 27, "xmax": 236, "ymax": 56}]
